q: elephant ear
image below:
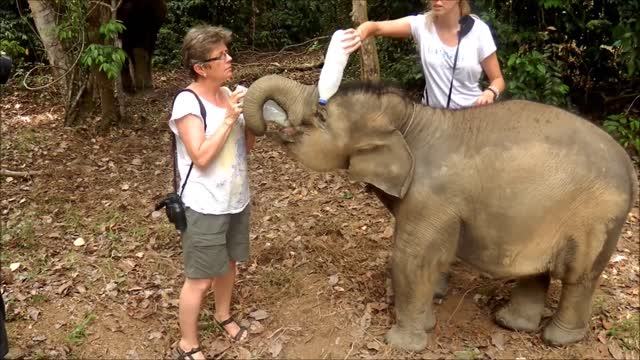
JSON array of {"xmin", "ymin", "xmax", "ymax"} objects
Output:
[{"xmin": 348, "ymin": 130, "xmax": 415, "ymax": 198}]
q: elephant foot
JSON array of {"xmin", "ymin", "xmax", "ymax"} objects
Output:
[
  {"xmin": 385, "ymin": 325, "xmax": 428, "ymax": 352},
  {"xmin": 495, "ymin": 303, "xmax": 542, "ymax": 332},
  {"xmin": 542, "ymin": 317, "xmax": 587, "ymax": 346}
]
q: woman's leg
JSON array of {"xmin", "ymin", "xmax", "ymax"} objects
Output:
[
  {"xmin": 212, "ymin": 261, "xmax": 247, "ymax": 340},
  {"xmin": 179, "ymin": 277, "xmax": 213, "ymax": 358}
]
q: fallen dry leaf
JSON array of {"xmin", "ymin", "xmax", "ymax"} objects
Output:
[
  {"xmin": 366, "ymin": 341, "xmax": 381, "ymax": 351},
  {"xmin": 328, "ymin": 274, "xmax": 339, "ymax": 286},
  {"xmin": 56, "ymin": 280, "xmax": 73, "ymax": 295},
  {"xmin": 249, "ymin": 309, "xmax": 269, "ymax": 320},
  {"xmin": 597, "ymin": 330, "xmax": 608, "ymax": 344},
  {"xmin": 27, "ymin": 307, "xmax": 40, "ymax": 321},
  {"xmin": 367, "ymin": 302, "xmax": 388, "ymax": 311},
  {"xmin": 236, "ymin": 346, "xmax": 252, "ymax": 359},
  {"xmin": 491, "ymin": 332, "xmax": 506, "ymax": 351},
  {"xmin": 608, "ymin": 341, "xmax": 624, "ymax": 359},
  {"xmin": 269, "ymin": 341, "xmax": 283, "ymax": 358}
]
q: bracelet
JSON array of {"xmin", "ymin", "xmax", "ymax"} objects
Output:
[
  {"xmin": 223, "ymin": 117, "xmax": 235, "ymax": 126},
  {"xmin": 487, "ymin": 86, "xmax": 499, "ymax": 100}
]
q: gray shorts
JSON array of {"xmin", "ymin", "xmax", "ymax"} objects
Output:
[{"xmin": 181, "ymin": 205, "xmax": 250, "ymax": 279}]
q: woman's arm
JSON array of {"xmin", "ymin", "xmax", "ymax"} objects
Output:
[
  {"xmin": 343, "ymin": 17, "xmax": 413, "ymax": 54},
  {"xmin": 176, "ymin": 89, "xmax": 244, "ymax": 169},
  {"xmin": 358, "ymin": 17, "xmax": 413, "ymax": 40},
  {"xmin": 474, "ymin": 52, "xmax": 506, "ymax": 106}
]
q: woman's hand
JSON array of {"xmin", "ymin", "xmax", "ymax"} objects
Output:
[
  {"xmin": 341, "ymin": 28, "xmax": 363, "ymax": 54},
  {"xmin": 474, "ymin": 90, "xmax": 496, "ymax": 106},
  {"xmin": 224, "ymin": 87, "xmax": 245, "ymax": 125}
]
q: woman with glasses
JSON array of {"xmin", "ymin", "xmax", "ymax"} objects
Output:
[{"xmin": 169, "ymin": 25, "xmax": 255, "ymax": 359}]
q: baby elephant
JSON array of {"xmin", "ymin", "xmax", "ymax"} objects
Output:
[{"xmin": 242, "ymin": 75, "xmax": 639, "ymax": 351}]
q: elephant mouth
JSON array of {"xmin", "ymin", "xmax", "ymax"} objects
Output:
[{"xmin": 276, "ymin": 126, "xmax": 301, "ymax": 143}]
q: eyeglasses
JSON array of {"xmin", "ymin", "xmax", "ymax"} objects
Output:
[{"xmin": 201, "ymin": 51, "xmax": 230, "ymax": 63}]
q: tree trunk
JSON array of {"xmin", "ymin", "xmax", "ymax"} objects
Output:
[
  {"xmin": 112, "ymin": 0, "xmax": 126, "ymax": 123},
  {"xmin": 88, "ymin": 0, "xmax": 119, "ymax": 129},
  {"xmin": 352, "ymin": 0, "xmax": 380, "ymax": 81},
  {"xmin": 27, "ymin": 0, "xmax": 69, "ymax": 92},
  {"xmin": 251, "ymin": 0, "xmax": 257, "ymax": 49}
]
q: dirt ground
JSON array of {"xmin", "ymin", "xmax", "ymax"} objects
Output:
[{"xmin": 1, "ymin": 52, "xmax": 639, "ymax": 359}]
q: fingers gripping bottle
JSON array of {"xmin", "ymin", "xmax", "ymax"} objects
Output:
[{"xmin": 318, "ymin": 30, "xmax": 350, "ymax": 106}]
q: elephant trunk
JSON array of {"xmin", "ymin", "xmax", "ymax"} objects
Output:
[{"xmin": 243, "ymin": 74, "xmax": 318, "ymax": 136}]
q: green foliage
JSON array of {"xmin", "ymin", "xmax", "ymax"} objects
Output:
[
  {"xmin": 68, "ymin": 312, "xmax": 97, "ymax": 345},
  {"xmin": 80, "ymin": 21, "xmax": 127, "ymax": 80},
  {"xmin": 99, "ymin": 19, "xmax": 126, "ymax": 40},
  {"xmin": 0, "ymin": 8, "xmax": 39, "ymax": 63},
  {"xmin": 475, "ymin": 0, "xmax": 638, "ymax": 117},
  {"xmin": 376, "ymin": 38, "xmax": 423, "ymax": 87},
  {"xmin": 612, "ymin": 18, "xmax": 640, "ymax": 77},
  {"xmin": 538, "ymin": 0, "xmax": 564, "ymax": 9},
  {"xmin": 503, "ymin": 49, "xmax": 569, "ymax": 106},
  {"xmin": 54, "ymin": 0, "xmax": 88, "ymax": 45},
  {"xmin": 606, "ymin": 314, "xmax": 640, "ymax": 351},
  {"xmin": 603, "ymin": 112, "xmax": 640, "ymax": 154}
]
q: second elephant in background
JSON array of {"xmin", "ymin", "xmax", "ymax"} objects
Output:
[{"xmin": 116, "ymin": 0, "xmax": 167, "ymax": 93}]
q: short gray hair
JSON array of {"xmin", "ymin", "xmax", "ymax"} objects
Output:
[{"xmin": 181, "ymin": 25, "xmax": 232, "ymax": 79}]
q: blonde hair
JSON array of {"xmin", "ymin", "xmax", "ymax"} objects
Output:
[
  {"xmin": 181, "ymin": 25, "xmax": 232, "ymax": 80},
  {"xmin": 425, "ymin": 0, "xmax": 472, "ymax": 29}
]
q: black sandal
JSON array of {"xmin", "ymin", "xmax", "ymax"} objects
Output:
[
  {"xmin": 216, "ymin": 316, "xmax": 248, "ymax": 342},
  {"xmin": 174, "ymin": 345, "xmax": 203, "ymax": 360}
]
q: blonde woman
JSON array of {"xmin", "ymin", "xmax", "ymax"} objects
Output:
[
  {"xmin": 345, "ymin": 0, "xmax": 505, "ymax": 109},
  {"xmin": 170, "ymin": 25, "xmax": 255, "ymax": 359}
]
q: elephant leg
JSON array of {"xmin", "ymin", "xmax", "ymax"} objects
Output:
[
  {"xmin": 143, "ymin": 45, "xmax": 153, "ymax": 89},
  {"xmin": 542, "ymin": 279, "xmax": 597, "ymax": 345},
  {"xmin": 543, "ymin": 216, "xmax": 624, "ymax": 346},
  {"xmin": 385, "ymin": 216, "xmax": 460, "ymax": 352},
  {"xmin": 121, "ymin": 57, "xmax": 134, "ymax": 93},
  {"xmin": 132, "ymin": 48, "xmax": 150, "ymax": 91},
  {"xmin": 495, "ymin": 273, "xmax": 550, "ymax": 331}
]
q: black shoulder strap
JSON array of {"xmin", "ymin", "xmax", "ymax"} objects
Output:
[
  {"xmin": 445, "ymin": 15, "xmax": 475, "ymax": 109},
  {"xmin": 170, "ymin": 89, "xmax": 207, "ymax": 195}
]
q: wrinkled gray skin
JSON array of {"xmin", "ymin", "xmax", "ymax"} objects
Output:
[{"xmin": 243, "ymin": 75, "xmax": 639, "ymax": 352}]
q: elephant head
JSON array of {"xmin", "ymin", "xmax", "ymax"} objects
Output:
[{"xmin": 243, "ymin": 74, "xmax": 415, "ymax": 198}]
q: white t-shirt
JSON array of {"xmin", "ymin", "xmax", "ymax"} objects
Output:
[
  {"xmin": 409, "ymin": 14, "xmax": 497, "ymax": 109},
  {"xmin": 169, "ymin": 89, "xmax": 249, "ymax": 214}
]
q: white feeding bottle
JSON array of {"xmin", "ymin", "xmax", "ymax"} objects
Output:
[
  {"xmin": 318, "ymin": 29, "xmax": 350, "ymax": 106},
  {"xmin": 262, "ymin": 100, "xmax": 288, "ymax": 127}
]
